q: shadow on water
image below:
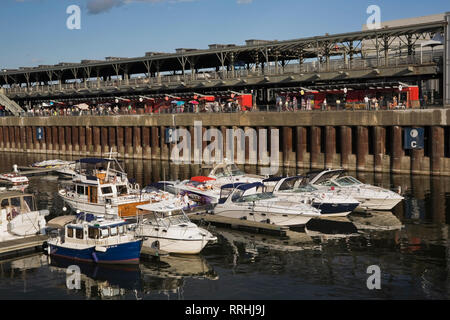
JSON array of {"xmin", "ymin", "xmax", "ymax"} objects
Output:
[{"xmin": 0, "ymin": 152, "xmax": 449, "ymax": 299}]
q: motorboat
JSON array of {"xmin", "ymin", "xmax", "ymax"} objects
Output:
[
  {"xmin": 263, "ymin": 176, "xmax": 360, "ymax": 217},
  {"xmin": 213, "ymin": 182, "xmax": 321, "ymax": 227},
  {"xmin": 172, "ymin": 176, "xmax": 222, "ymax": 205},
  {"xmin": 0, "ymin": 190, "xmax": 48, "ymax": 242},
  {"xmin": 134, "ymin": 198, "xmax": 217, "ymax": 255},
  {"xmin": 31, "ymin": 159, "xmax": 76, "ymax": 177},
  {"xmin": 47, "ymin": 213, "xmax": 143, "ymax": 265},
  {"xmin": 207, "ymin": 162, "xmax": 264, "ymax": 186},
  {"xmin": 0, "ymin": 165, "xmax": 29, "ymax": 191},
  {"xmin": 58, "ymin": 157, "xmax": 175, "ymax": 218},
  {"xmin": 306, "ymin": 169, "xmax": 404, "ymax": 211}
]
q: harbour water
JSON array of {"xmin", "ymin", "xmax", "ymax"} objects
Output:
[{"xmin": 0, "ymin": 153, "xmax": 449, "ymax": 300}]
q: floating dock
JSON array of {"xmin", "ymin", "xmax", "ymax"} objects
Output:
[
  {"xmin": 189, "ymin": 213, "xmax": 291, "ymax": 237},
  {"xmin": 0, "ymin": 235, "xmax": 47, "ymax": 260}
]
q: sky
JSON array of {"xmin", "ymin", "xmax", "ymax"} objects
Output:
[{"xmin": 0, "ymin": 0, "xmax": 448, "ymax": 69}]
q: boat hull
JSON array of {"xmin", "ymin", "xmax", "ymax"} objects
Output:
[
  {"xmin": 142, "ymin": 236, "xmax": 212, "ymax": 255},
  {"xmin": 48, "ymin": 240, "xmax": 142, "ymax": 265},
  {"xmin": 312, "ymin": 202, "xmax": 359, "ymax": 217},
  {"xmin": 356, "ymin": 198, "xmax": 403, "ymax": 211},
  {"xmin": 213, "ymin": 209, "xmax": 316, "ymax": 227}
]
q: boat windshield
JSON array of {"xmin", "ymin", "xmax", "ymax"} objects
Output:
[
  {"xmin": 335, "ymin": 176, "xmax": 362, "ymax": 186},
  {"xmin": 229, "ymin": 164, "xmax": 245, "ymax": 176},
  {"xmin": 291, "ymin": 184, "xmax": 318, "ymax": 193},
  {"xmin": 158, "ymin": 214, "xmax": 190, "ymax": 227},
  {"xmin": 317, "ymin": 180, "xmax": 340, "ymax": 187},
  {"xmin": 234, "ymin": 192, "xmax": 275, "ymax": 203}
]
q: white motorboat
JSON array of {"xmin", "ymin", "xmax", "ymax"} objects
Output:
[
  {"xmin": 0, "ymin": 165, "xmax": 29, "ymax": 191},
  {"xmin": 172, "ymin": 176, "xmax": 222, "ymax": 205},
  {"xmin": 135, "ymin": 199, "xmax": 217, "ymax": 255},
  {"xmin": 263, "ymin": 176, "xmax": 360, "ymax": 217},
  {"xmin": 207, "ymin": 162, "xmax": 264, "ymax": 186},
  {"xmin": 0, "ymin": 191, "xmax": 48, "ymax": 242},
  {"xmin": 213, "ymin": 182, "xmax": 321, "ymax": 227},
  {"xmin": 31, "ymin": 159, "xmax": 77, "ymax": 176},
  {"xmin": 58, "ymin": 157, "xmax": 175, "ymax": 218},
  {"xmin": 306, "ymin": 169, "xmax": 404, "ymax": 211},
  {"xmin": 47, "ymin": 213, "xmax": 143, "ymax": 264}
]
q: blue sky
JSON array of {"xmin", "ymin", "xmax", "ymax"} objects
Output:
[{"xmin": 0, "ymin": 0, "xmax": 448, "ymax": 69}]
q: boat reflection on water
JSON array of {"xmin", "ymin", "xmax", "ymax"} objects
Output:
[
  {"xmin": 48, "ymin": 255, "xmax": 142, "ymax": 299},
  {"xmin": 348, "ymin": 211, "xmax": 403, "ymax": 231},
  {"xmin": 46, "ymin": 253, "xmax": 218, "ymax": 300},
  {"xmin": 140, "ymin": 255, "xmax": 218, "ymax": 298}
]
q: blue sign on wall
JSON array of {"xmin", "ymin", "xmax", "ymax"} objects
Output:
[
  {"xmin": 36, "ymin": 127, "xmax": 44, "ymax": 140},
  {"xmin": 404, "ymin": 127, "xmax": 424, "ymax": 150},
  {"xmin": 165, "ymin": 127, "xmax": 174, "ymax": 144}
]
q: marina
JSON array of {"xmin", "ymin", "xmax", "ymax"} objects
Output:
[{"xmin": 0, "ymin": 2, "xmax": 449, "ymax": 303}]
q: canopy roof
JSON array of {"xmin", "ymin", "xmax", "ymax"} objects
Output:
[{"xmin": 76, "ymin": 158, "xmax": 114, "ymax": 164}]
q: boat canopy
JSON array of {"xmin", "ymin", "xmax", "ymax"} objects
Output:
[
  {"xmin": 220, "ymin": 182, "xmax": 245, "ymax": 190},
  {"xmin": 236, "ymin": 182, "xmax": 264, "ymax": 191},
  {"xmin": 191, "ymin": 176, "xmax": 216, "ymax": 183}
]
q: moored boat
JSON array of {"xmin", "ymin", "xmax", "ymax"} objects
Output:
[
  {"xmin": 263, "ymin": 176, "xmax": 360, "ymax": 217},
  {"xmin": 306, "ymin": 169, "xmax": 404, "ymax": 211},
  {"xmin": 213, "ymin": 182, "xmax": 321, "ymax": 227},
  {"xmin": 47, "ymin": 213, "xmax": 143, "ymax": 265}
]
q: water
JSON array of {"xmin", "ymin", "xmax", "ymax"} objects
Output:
[{"xmin": 0, "ymin": 153, "xmax": 449, "ymax": 300}]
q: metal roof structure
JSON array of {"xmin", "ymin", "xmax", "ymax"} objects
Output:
[{"xmin": 0, "ymin": 20, "xmax": 445, "ymax": 87}]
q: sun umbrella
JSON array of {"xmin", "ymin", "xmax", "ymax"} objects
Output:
[{"xmin": 189, "ymin": 100, "xmax": 199, "ymax": 104}]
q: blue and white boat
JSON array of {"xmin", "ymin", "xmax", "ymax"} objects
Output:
[
  {"xmin": 47, "ymin": 213, "xmax": 143, "ymax": 265},
  {"xmin": 262, "ymin": 176, "xmax": 360, "ymax": 217}
]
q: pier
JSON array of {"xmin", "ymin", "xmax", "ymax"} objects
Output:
[{"xmin": 0, "ymin": 109, "xmax": 449, "ymax": 175}]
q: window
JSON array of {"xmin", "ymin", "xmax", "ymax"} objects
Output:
[
  {"xmin": 88, "ymin": 227, "xmax": 99, "ymax": 239},
  {"xmin": 67, "ymin": 227, "xmax": 74, "ymax": 238},
  {"xmin": 1, "ymin": 199, "xmax": 9, "ymax": 208},
  {"xmin": 101, "ymin": 186, "xmax": 113, "ymax": 194},
  {"xmin": 75, "ymin": 228, "xmax": 83, "ymax": 239},
  {"xmin": 76, "ymin": 185, "xmax": 85, "ymax": 195},
  {"xmin": 23, "ymin": 196, "xmax": 35, "ymax": 212},
  {"xmin": 117, "ymin": 185, "xmax": 128, "ymax": 195},
  {"xmin": 110, "ymin": 227, "xmax": 118, "ymax": 236},
  {"xmin": 100, "ymin": 228, "xmax": 109, "ymax": 238},
  {"xmin": 118, "ymin": 225, "xmax": 124, "ymax": 234},
  {"xmin": 10, "ymin": 197, "xmax": 21, "ymax": 208}
]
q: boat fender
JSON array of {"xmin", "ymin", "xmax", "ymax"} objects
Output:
[
  {"xmin": 134, "ymin": 183, "xmax": 140, "ymax": 190},
  {"xmin": 92, "ymin": 252, "xmax": 99, "ymax": 263},
  {"xmin": 95, "ymin": 246, "xmax": 107, "ymax": 252}
]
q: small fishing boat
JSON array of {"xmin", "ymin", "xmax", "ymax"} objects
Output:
[
  {"xmin": 213, "ymin": 182, "xmax": 321, "ymax": 227},
  {"xmin": 135, "ymin": 198, "xmax": 217, "ymax": 255},
  {"xmin": 47, "ymin": 213, "xmax": 143, "ymax": 265},
  {"xmin": 0, "ymin": 191, "xmax": 48, "ymax": 242},
  {"xmin": 263, "ymin": 176, "xmax": 360, "ymax": 217},
  {"xmin": 306, "ymin": 169, "xmax": 404, "ymax": 211},
  {"xmin": 31, "ymin": 159, "xmax": 76, "ymax": 177}
]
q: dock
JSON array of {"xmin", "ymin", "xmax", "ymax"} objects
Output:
[
  {"xmin": 0, "ymin": 235, "xmax": 47, "ymax": 260},
  {"xmin": 189, "ymin": 213, "xmax": 290, "ymax": 237}
]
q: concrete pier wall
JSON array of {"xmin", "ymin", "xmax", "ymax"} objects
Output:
[{"xmin": 1, "ymin": 109, "xmax": 450, "ymax": 175}]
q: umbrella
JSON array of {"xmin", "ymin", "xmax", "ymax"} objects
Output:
[
  {"xmin": 176, "ymin": 101, "xmax": 185, "ymax": 106},
  {"xmin": 171, "ymin": 100, "xmax": 178, "ymax": 104},
  {"xmin": 189, "ymin": 100, "xmax": 199, "ymax": 104},
  {"xmin": 75, "ymin": 103, "xmax": 89, "ymax": 110}
]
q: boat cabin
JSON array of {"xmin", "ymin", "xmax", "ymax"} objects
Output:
[
  {"xmin": 0, "ymin": 191, "xmax": 37, "ymax": 221},
  {"xmin": 64, "ymin": 216, "xmax": 130, "ymax": 243},
  {"xmin": 208, "ymin": 163, "xmax": 245, "ymax": 179},
  {"xmin": 218, "ymin": 182, "xmax": 271, "ymax": 204}
]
